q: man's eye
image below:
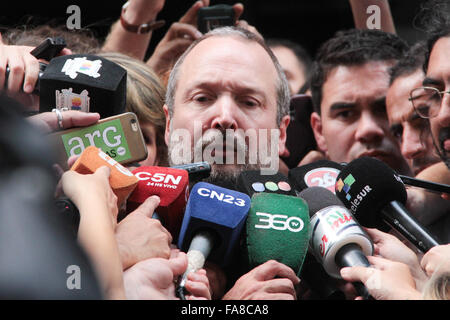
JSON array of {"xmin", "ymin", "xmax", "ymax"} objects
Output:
[
  {"xmin": 390, "ymin": 125, "xmax": 403, "ymax": 140},
  {"xmin": 240, "ymin": 98, "xmax": 258, "ymax": 108},
  {"xmin": 195, "ymin": 95, "xmax": 210, "ymax": 103},
  {"xmin": 336, "ymin": 110, "xmax": 354, "ymax": 119}
]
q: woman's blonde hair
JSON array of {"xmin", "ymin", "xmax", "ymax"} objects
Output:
[
  {"xmin": 422, "ymin": 271, "xmax": 450, "ymax": 300},
  {"xmin": 98, "ymin": 52, "xmax": 168, "ymax": 166}
]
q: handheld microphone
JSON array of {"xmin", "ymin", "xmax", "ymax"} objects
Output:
[
  {"xmin": 237, "ymin": 168, "xmax": 344, "ymax": 299},
  {"xmin": 127, "ymin": 166, "xmax": 189, "ymax": 238},
  {"xmin": 70, "ymin": 146, "xmax": 138, "ymax": 208},
  {"xmin": 335, "ymin": 157, "xmax": 441, "ymax": 252},
  {"xmin": 245, "ymin": 193, "xmax": 309, "ymax": 276},
  {"xmin": 176, "ymin": 182, "xmax": 250, "ymax": 298},
  {"xmin": 288, "ymin": 160, "xmax": 343, "ymax": 194},
  {"xmin": 39, "ymin": 54, "xmax": 127, "ymax": 118},
  {"xmin": 171, "ymin": 161, "xmax": 211, "ymax": 182},
  {"xmin": 299, "ymin": 186, "xmax": 374, "ymax": 299},
  {"xmin": 236, "ymin": 170, "xmax": 296, "ymax": 197}
]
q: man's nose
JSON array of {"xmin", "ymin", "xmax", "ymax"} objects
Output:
[
  {"xmin": 210, "ymin": 96, "xmax": 238, "ymax": 130},
  {"xmin": 355, "ymin": 111, "xmax": 385, "ymax": 144},
  {"xmin": 401, "ymin": 126, "xmax": 426, "ymax": 160}
]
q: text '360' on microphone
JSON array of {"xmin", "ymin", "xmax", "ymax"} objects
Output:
[
  {"xmin": 70, "ymin": 145, "xmax": 138, "ymax": 208},
  {"xmin": 39, "ymin": 54, "xmax": 127, "ymax": 118},
  {"xmin": 299, "ymin": 186, "xmax": 374, "ymax": 300},
  {"xmin": 236, "ymin": 170, "xmax": 296, "ymax": 197},
  {"xmin": 245, "ymin": 192, "xmax": 310, "ymax": 276},
  {"xmin": 288, "ymin": 159, "xmax": 343, "ymax": 194},
  {"xmin": 127, "ymin": 166, "xmax": 189, "ymax": 238},
  {"xmin": 176, "ymin": 182, "xmax": 250, "ymax": 299},
  {"xmin": 335, "ymin": 157, "xmax": 441, "ymax": 252}
]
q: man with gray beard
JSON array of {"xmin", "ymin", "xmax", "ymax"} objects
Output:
[{"xmin": 162, "ymin": 26, "xmax": 302, "ymax": 300}]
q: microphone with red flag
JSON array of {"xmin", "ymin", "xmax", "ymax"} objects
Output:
[{"xmin": 127, "ymin": 166, "xmax": 189, "ymax": 239}]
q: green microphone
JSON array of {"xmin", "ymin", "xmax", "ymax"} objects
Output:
[{"xmin": 245, "ymin": 192, "xmax": 310, "ymax": 276}]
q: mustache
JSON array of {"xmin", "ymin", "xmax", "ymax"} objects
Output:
[{"xmin": 195, "ymin": 129, "xmax": 247, "ymax": 151}]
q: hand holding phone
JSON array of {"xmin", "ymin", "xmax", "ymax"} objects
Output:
[{"xmin": 48, "ymin": 112, "xmax": 148, "ymax": 169}]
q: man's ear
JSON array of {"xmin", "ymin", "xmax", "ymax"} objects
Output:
[
  {"xmin": 278, "ymin": 115, "xmax": 290, "ymax": 157},
  {"xmin": 310, "ymin": 112, "xmax": 328, "ymax": 154},
  {"xmin": 163, "ymin": 104, "xmax": 171, "ymax": 147}
]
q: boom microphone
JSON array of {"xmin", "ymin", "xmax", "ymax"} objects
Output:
[
  {"xmin": 127, "ymin": 166, "xmax": 189, "ymax": 238},
  {"xmin": 245, "ymin": 193, "xmax": 309, "ymax": 275},
  {"xmin": 176, "ymin": 182, "xmax": 250, "ymax": 298},
  {"xmin": 70, "ymin": 146, "xmax": 138, "ymax": 208},
  {"xmin": 299, "ymin": 186, "xmax": 374, "ymax": 300},
  {"xmin": 335, "ymin": 157, "xmax": 441, "ymax": 252}
]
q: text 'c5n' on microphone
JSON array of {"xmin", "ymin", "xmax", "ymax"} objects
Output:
[{"xmin": 127, "ymin": 166, "xmax": 189, "ymax": 240}]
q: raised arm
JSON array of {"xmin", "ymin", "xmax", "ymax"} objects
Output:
[
  {"xmin": 102, "ymin": 0, "xmax": 166, "ymax": 60},
  {"xmin": 349, "ymin": 0, "xmax": 396, "ymax": 34}
]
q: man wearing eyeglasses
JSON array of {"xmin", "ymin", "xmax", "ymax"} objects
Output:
[
  {"xmin": 386, "ymin": 42, "xmax": 441, "ymax": 176},
  {"xmin": 417, "ymin": 35, "xmax": 450, "ymax": 171}
]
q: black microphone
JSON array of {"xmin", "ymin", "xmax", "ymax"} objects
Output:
[
  {"xmin": 39, "ymin": 54, "xmax": 127, "ymax": 119},
  {"xmin": 299, "ymin": 186, "xmax": 374, "ymax": 300},
  {"xmin": 335, "ymin": 157, "xmax": 441, "ymax": 253},
  {"xmin": 288, "ymin": 160, "xmax": 343, "ymax": 194}
]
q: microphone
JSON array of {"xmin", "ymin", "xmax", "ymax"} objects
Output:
[
  {"xmin": 171, "ymin": 161, "xmax": 211, "ymax": 182},
  {"xmin": 176, "ymin": 182, "xmax": 250, "ymax": 298},
  {"xmin": 236, "ymin": 170, "xmax": 296, "ymax": 197},
  {"xmin": 397, "ymin": 174, "xmax": 450, "ymax": 195},
  {"xmin": 299, "ymin": 186, "xmax": 374, "ymax": 300},
  {"xmin": 39, "ymin": 54, "xmax": 127, "ymax": 119},
  {"xmin": 245, "ymin": 192, "xmax": 310, "ymax": 275},
  {"xmin": 70, "ymin": 145, "xmax": 138, "ymax": 208},
  {"xmin": 335, "ymin": 157, "xmax": 441, "ymax": 252},
  {"xmin": 237, "ymin": 169, "xmax": 344, "ymax": 299},
  {"xmin": 288, "ymin": 160, "xmax": 343, "ymax": 194},
  {"xmin": 127, "ymin": 166, "xmax": 189, "ymax": 238}
]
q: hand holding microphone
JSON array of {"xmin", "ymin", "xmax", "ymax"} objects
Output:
[
  {"xmin": 335, "ymin": 156, "xmax": 441, "ymax": 252},
  {"xmin": 176, "ymin": 182, "xmax": 250, "ymax": 299},
  {"xmin": 115, "ymin": 195, "xmax": 173, "ymax": 270},
  {"xmin": 299, "ymin": 186, "xmax": 374, "ymax": 300}
]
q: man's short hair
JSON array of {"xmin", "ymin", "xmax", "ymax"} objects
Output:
[
  {"xmin": 389, "ymin": 41, "xmax": 427, "ymax": 85},
  {"xmin": 309, "ymin": 29, "xmax": 409, "ymax": 114},
  {"xmin": 414, "ymin": 0, "xmax": 450, "ymax": 73},
  {"xmin": 165, "ymin": 26, "xmax": 291, "ymax": 126},
  {"xmin": 266, "ymin": 38, "xmax": 312, "ymax": 76}
]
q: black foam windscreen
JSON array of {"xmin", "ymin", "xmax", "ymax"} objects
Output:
[
  {"xmin": 39, "ymin": 54, "xmax": 127, "ymax": 119},
  {"xmin": 298, "ymin": 186, "xmax": 343, "ymax": 218},
  {"xmin": 335, "ymin": 157, "xmax": 407, "ymax": 230},
  {"xmin": 289, "ymin": 160, "xmax": 343, "ymax": 194}
]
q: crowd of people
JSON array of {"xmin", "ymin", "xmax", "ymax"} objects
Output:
[{"xmin": 0, "ymin": 0, "xmax": 449, "ymax": 302}]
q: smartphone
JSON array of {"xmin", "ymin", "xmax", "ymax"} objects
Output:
[
  {"xmin": 48, "ymin": 112, "xmax": 148, "ymax": 169},
  {"xmin": 30, "ymin": 37, "xmax": 67, "ymax": 61},
  {"xmin": 282, "ymin": 94, "xmax": 317, "ymax": 168},
  {"xmin": 197, "ymin": 4, "xmax": 236, "ymax": 34}
]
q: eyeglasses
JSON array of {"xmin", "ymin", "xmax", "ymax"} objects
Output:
[{"xmin": 409, "ymin": 86, "xmax": 450, "ymax": 119}]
